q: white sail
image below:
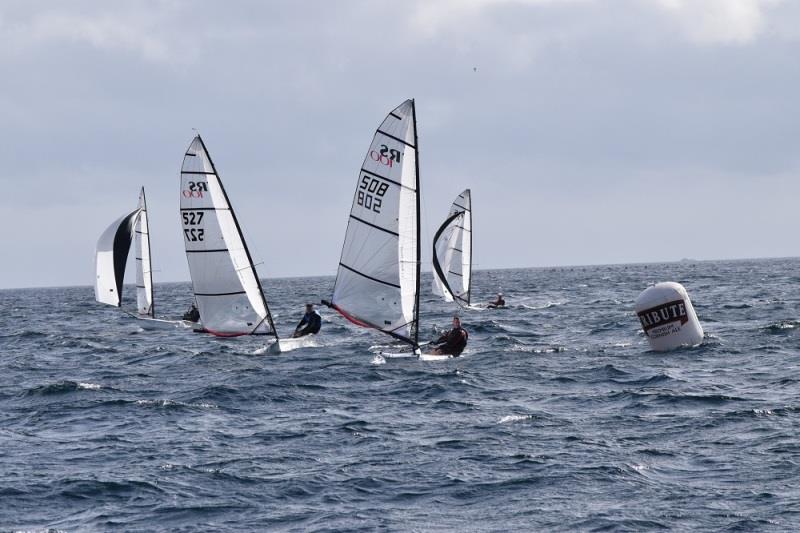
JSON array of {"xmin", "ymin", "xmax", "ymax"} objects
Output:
[
  {"xmin": 95, "ymin": 209, "xmax": 141, "ymax": 307},
  {"xmin": 134, "ymin": 187, "xmax": 154, "ymax": 317},
  {"xmin": 180, "ymin": 135, "xmax": 277, "ymax": 337},
  {"xmin": 329, "ymin": 99, "xmax": 420, "ymax": 346},
  {"xmin": 432, "ymin": 189, "xmax": 472, "ymax": 306}
]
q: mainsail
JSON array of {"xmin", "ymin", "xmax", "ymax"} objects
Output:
[
  {"xmin": 180, "ymin": 135, "xmax": 277, "ymax": 337},
  {"xmin": 134, "ymin": 187, "xmax": 154, "ymax": 317},
  {"xmin": 432, "ymin": 189, "xmax": 472, "ymax": 307},
  {"xmin": 328, "ymin": 99, "xmax": 421, "ymax": 347},
  {"xmin": 95, "ymin": 208, "xmax": 141, "ymax": 307}
]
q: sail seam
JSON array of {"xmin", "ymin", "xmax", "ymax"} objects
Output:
[
  {"xmin": 181, "ymin": 171, "xmax": 216, "ymax": 175},
  {"xmin": 186, "ymin": 249, "xmax": 229, "ymax": 253},
  {"xmin": 195, "ymin": 290, "xmax": 248, "ymax": 296},
  {"xmin": 349, "ymin": 215, "xmax": 399, "ymax": 237},
  {"xmin": 339, "ymin": 262, "xmax": 401, "ymax": 289},
  {"xmin": 376, "ymin": 129, "xmax": 416, "ymax": 149}
]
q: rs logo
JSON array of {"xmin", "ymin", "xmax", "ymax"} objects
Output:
[
  {"xmin": 369, "ymin": 144, "xmax": 402, "ymax": 167},
  {"xmin": 182, "ymin": 181, "xmax": 208, "ymax": 198}
]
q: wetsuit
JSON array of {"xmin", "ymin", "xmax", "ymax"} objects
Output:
[
  {"xmin": 488, "ymin": 297, "xmax": 505, "ymax": 309},
  {"xmin": 295, "ymin": 310, "xmax": 321, "ymax": 337},
  {"xmin": 434, "ymin": 327, "xmax": 468, "ymax": 356},
  {"xmin": 183, "ymin": 305, "xmax": 200, "ymax": 322}
]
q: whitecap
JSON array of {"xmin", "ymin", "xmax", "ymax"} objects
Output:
[
  {"xmin": 371, "ymin": 355, "xmax": 386, "ymax": 365},
  {"xmin": 498, "ymin": 414, "xmax": 531, "ymax": 424},
  {"xmin": 78, "ymin": 382, "xmax": 101, "ymax": 390}
]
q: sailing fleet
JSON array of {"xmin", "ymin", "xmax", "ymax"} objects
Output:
[{"xmin": 93, "ymin": 99, "xmax": 474, "ymax": 356}]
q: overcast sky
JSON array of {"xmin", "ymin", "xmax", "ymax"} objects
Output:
[{"xmin": 1, "ymin": 0, "xmax": 799, "ymax": 289}]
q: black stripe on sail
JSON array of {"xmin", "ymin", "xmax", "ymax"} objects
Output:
[
  {"xmin": 376, "ymin": 129, "xmax": 416, "ymax": 149},
  {"xmin": 185, "ymin": 152, "xmax": 197, "ymax": 157},
  {"xmin": 349, "ymin": 215, "xmax": 399, "ymax": 237},
  {"xmin": 339, "ymin": 262, "xmax": 401, "ymax": 289},
  {"xmin": 181, "ymin": 171, "xmax": 216, "ymax": 175},
  {"xmin": 136, "ymin": 285, "xmax": 146, "ymax": 288},
  {"xmin": 389, "ymin": 112, "xmax": 402, "ymax": 120},
  {"xmin": 186, "ymin": 249, "xmax": 229, "ymax": 253},
  {"xmin": 112, "ymin": 209, "xmax": 140, "ymax": 306},
  {"xmin": 135, "ymin": 257, "xmax": 143, "ymax": 260},
  {"xmin": 453, "ymin": 204, "xmax": 470, "ymax": 212},
  {"xmin": 448, "ymin": 270, "xmax": 464, "ymax": 277},
  {"xmin": 451, "ymin": 247, "xmax": 463, "ymax": 253},
  {"xmin": 456, "ymin": 226, "xmax": 471, "ymax": 232},
  {"xmin": 360, "ymin": 168, "xmax": 412, "ymax": 191},
  {"xmin": 135, "ymin": 230, "xmax": 148, "ymax": 235},
  {"xmin": 431, "ymin": 210, "xmax": 463, "ymax": 303},
  {"xmin": 195, "ymin": 291, "xmax": 247, "ymax": 297},
  {"xmin": 378, "ymin": 130, "xmax": 417, "ymax": 150},
  {"xmin": 180, "ymin": 207, "xmax": 229, "ymax": 211}
]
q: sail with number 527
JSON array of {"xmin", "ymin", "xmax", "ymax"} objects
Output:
[
  {"xmin": 180, "ymin": 135, "xmax": 277, "ymax": 337},
  {"xmin": 432, "ymin": 189, "xmax": 472, "ymax": 307},
  {"xmin": 328, "ymin": 99, "xmax": 421, "ymax": 347}
]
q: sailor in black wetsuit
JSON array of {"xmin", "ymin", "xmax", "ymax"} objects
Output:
[
  {"xmin": 183, "ymin": 302, "xmax": 200, "ymax": 322},
  {"xmin": 488, "ymin": 293, "xmax": 506, "ymax": 309},
  {"xmin": 431, "ymin": 316, "xmax": 469, "ymax": 356},
  {"xmin": 293, "ymin": 303, "xmax": 322, "ymax": 338}
]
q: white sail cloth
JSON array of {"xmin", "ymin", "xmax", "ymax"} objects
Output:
[
  {"xmin": 180, "ymin": 135, "xmax": 276, "ymax": 336},
  {"xmin": 134, "ymin": 187, "xmax": 154, "ymax": 317},
  {"xmin": 95, "ymin": 209, "xmax": 140, "ymax": 307},
  {"xmin": 432, "ymin": 189, "xmax": 472, "ymax": 306},
  {"xmin": 330, "ymin": 99, "xmax": 420, "ymax": 345}
]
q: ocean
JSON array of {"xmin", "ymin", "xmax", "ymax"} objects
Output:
[{"xmin": 2, "ymin": 258, "xmax": 800, "ymax": 531}]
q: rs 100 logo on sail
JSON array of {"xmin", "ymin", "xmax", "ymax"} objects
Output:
[
  {"xmin": 182, "ymin": 181, "xmax": 208, "ymax": 198},
  {"xmin": 369, "ymin": 144, "xmax": 402, "ymax": 168}
]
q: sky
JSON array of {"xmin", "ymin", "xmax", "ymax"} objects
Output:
[{"xmin": 1, "ymin": 0, "xmax": 799, "ymax": 289}]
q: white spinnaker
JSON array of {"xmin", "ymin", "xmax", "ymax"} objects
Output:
[
  {"xmin": 95, "ymin": 209, "xmax": 140, "ymax": 307},
  {"xmin": 330, "ymin": 99, "xmax": 420, "ymax": 346},
  {"xmin": 134, "ymin": 187, "xmax": 154, "ymax": 317},
  {"xmin": 180, "ymin": 135, "xmax": 276, "ymax": 336},
  {"xmin": 432, "ymin": 189, "xmax": 472, "ymax": 306}
]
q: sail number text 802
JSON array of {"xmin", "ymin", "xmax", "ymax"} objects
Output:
[{"xmin": 358, "ymin": 175, "xmax": 389, "ymax": 214}]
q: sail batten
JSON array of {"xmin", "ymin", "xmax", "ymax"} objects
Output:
[
  {"xmin": 329, "ymin": 99, "xmax": 420, "ymax": 347},
  {"xmin": 433, "ymin": 189, "xmax": 472, "ymax": 307},
  {"xmin": 179, "ymin": 135, "xmax": 277, "ymax": 337}
]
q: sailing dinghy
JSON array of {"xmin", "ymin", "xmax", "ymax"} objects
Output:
[
  {"xmin": 323, "ymin": 99, "xmax": 452, "ymax": 360},
  {"xmin": 432, "ymin": 189, "xmax": 472, "ymax": 308},
  {"xmin": 180, "ymin": 135, "xmax": 279, "ymax": 340},
  {"xmin": 94, "ymin": 188, "xmax": 189, "ymax": 328}
]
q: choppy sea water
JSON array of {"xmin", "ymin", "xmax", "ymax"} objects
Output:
[{"xmin": 2, "ymin": 258, "xmax": 800, "ymax": 531}]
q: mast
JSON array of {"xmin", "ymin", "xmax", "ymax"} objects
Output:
[
  {"xmin": 411, "ymin": 99, "xmax": 421, "ymax": 349},
  {"xmin": 194, "ymin": 135, "xmax": 278, "ymax": 339}
]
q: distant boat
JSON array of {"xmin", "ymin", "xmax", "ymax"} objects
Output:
[
  {"xmin": 324, "ymin": 99, "xmax": 422, "ymax": 351},
  {"xmin": 95, "ymin": 188, "xmax": 185, "ymax": 327},
  {"xmin": 179, "ymin": 135, "xmax": 278, "ymax": 338},
  {"xmin": 432, "ymin": 189, "xmax": 472, "ymax": 308}
]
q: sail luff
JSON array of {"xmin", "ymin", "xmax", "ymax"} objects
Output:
[{"xmin": 411, "ymin": 99, "xmax": 421, "ymax": 348}]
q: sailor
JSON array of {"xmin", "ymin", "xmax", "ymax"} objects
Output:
[
  {"xmin": 431, "ymin": 316, "xmax": 469, "ymax": 357},
  {"xmin": 183, "ymin": 302, "xmax": 200, "ymax": 322},
  {"xmin": 293, "ymin": 303, "xmax": 322, "ymax": 338},
  {"xmin": 488, "ymin": 293, "xmax": 506, "ymax": 308}
]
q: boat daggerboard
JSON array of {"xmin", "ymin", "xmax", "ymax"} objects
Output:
[
  {"xmin": 180, "ymin": 135, "xmax": 277, "ymax": 337},
  {"xmin": 432, "ymin": 189, "xmax": 472, "ymax": 307},
  {"xmin": 95, "ymin": 208, "xmax": 141, "ymax": 307},
  {"xmin": 329, "ymin": 99, "xmax": 421, "ymax": 347},
  {"xmin": 134, "ymin": 187, "xmax": 155, "ymax": 317}
]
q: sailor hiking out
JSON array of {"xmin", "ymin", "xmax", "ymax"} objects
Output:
[
  {"xmin": 431, "ymin": 316, "xmax": 469, "ymax": 356},
  {"xmin": 293, "ymin": 304, "xmax": 322, "ymax": 338}
]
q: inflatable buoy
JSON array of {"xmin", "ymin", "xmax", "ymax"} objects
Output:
[{"xmin": 635, "ymin": 282, "xmax": 703, "ymax": 351}]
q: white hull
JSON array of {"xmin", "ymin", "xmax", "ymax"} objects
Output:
[{"xmin": 267, "ymin": 334, "xmax": 320, "ymax": 354}]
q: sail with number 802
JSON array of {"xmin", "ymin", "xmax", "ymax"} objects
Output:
[{"xmin": 327, "ymin": 99, "xmax": 421, "ymax": 348}]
